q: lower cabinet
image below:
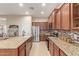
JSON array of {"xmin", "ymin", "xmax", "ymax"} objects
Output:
[
  {"xmin": 60, "ymin": 49, "xmax": 67, "ymax": 56},
  {"xmin": 0, "ymin": 37, "xmax": 32, "ymax": 56},
  {"xmin": 53, "ymin": 43, "xmax": 60, "ymax": 56},
  {"xmin": 49, "ymin": 39, "xmax": 67, "ymax": 56},
  {"xmin": 18, "ymin": 37, "xmax": 32, "ymax": 56},
  {"xmin": 40, "ymin": 34, "xmax": 47, "ymax": 41},
  {"xmin": 49, "ymin": 40, "xmax": 54, "ymax": 55},
  {"xmin": 26, "ymin": 37, "xmax": 32, "ymax": 56},
  {"xmin": 18, "ymin": 42, "xmax": 26, "ymax": 56}
]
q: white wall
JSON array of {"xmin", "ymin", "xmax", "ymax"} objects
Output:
[
  {"xmin": 0, "ymin": 15, "xmax": 32, "ymax": 36},
  {"xmin": 32, "ymin": 17, "xmax": 48, "ymax": 22}
]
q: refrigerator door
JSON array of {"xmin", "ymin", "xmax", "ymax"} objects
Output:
[{"xmin": 32, "ymin": 26, "xmax": 40, "ymax": 42}]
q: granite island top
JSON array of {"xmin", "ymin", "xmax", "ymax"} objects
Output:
[
  {"xmin": 0, "ymin": 36, "xmax": 31, "ymax": 49},
  {"xmin": 48, "ymin": 37, "xmax": 79, "ymax": 56}
]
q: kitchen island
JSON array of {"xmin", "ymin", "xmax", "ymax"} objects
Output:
[
  {"xmin": 0, "ymin": 36, "xmax": 32, "ymax": 56},
  {"xmin": 48, "ymin": 37, "xmax": 79, "ymax": 56}
]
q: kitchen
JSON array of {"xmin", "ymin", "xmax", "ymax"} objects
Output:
[{"xmin": 0, "ymin": 3, "xmax": 79, "ymax": 56}]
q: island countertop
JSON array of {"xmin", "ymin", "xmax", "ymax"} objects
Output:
[
  {"xmin": 48, "ymin": 37, "xmax": 79, "ymax": 56},
  {"xmin": 0, "ymin": 36, "xmax": 32, "ymax": 49}
]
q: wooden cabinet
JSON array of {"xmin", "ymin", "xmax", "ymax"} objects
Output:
[
  {"xmin": 49, "ymin": 39, "xmax": 67, "ymax": 56},
  {"xmin": 53, "ymin": 43, "xmax": 60, "ymax": 56},
  {"xmin": 60, "ymin": 49, "xmax": 67, "ymax": 56},
  {"xmin": 48, "ymin": 17, "xmax": 52, "ymax": 30},
  {"xmin": 48, "ymin": 15, "xmax": 52, "ymax": 24},
  {"xmin": 0, "ymin": 49, "xmax": 18, "ymax": 56},
  {"xmin": 48, "ymin": 4, "xmax": 71, "ymax": 30},
  {"xmin": 52, "ymin": 15, "xmax": 55, "ymax": 29},
  {"xmin": 48, "ymin": 9, "xmax": 57, "ymax": 30},
  {"xmin": 26, "ymin": 37, "xmax": 32, "ymax": 56},
  {"xmin": 18, "ymin": 43, "xmax": 26, "ymax": 56},
  {"xmin": 0, "ymin": 37, "xmax": 32, "ymax": 56},
  {"xmin": 32, "ymin": 22, "xmax": 48, "ymax": 31},
  {"xmin": 55, "ymin": 9, "xmax": 61, "ymax": 29},
  {"xmin": 52, "ymin": 9, "xmax": 57, "ymax": 29},
  {"xmin": 71, "ymin": 3, "xmax": 79, "ymax": 30},
  {"xmin": 40, "ymin": 34, "xmax": 47, "ymax": 41},
  {"xmin": 61, "ymin": 3, "xmax": 71, "ymax": 30},
  {"xmin": 49, "ymin": 3, "xmax": 79, "ymax": 31},
  {"xmin": 19, "ymin": 37, "xmax": 32, "ymax": 56},
  {"xmin": 49, "ymin": 40, "xmax": 54, "ymax": 56}
]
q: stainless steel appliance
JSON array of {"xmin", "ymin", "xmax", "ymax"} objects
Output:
[{"xmin": 32, "ymin": 26, "xmax": 40, "ymax": 42}]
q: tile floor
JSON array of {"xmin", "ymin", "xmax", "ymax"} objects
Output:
[{"xmin": 29, "ymin": 41, "xmax": 50, "ymax": 56}]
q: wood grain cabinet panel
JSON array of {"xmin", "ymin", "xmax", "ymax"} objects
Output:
[
  {"xmin": 32, "ymin": 22, "xmax": 48, "ymax": 31},
  {"xmin": 56, "ymin": 9, "xmax": 61, "ymax": 29},
  {"xmin": 49, "ymin": 40, "xmax": 54, "ymax": 56},
  {"xmin": 53, "ymin": 43, "xmax": 60, "ymax": 56},
  {"xmin": 40, "ymin": 34, "xmax": 47, "ymax": 41},
  {"xmin": 26, "ymin": 37, "xmax": 32, "ymax": 56},
  {"xmin": 0, "ymin": 49, "xmax": 18, "ymax": 56},
  {"xmin": 48, "ymin": 39, "xmax": 67, "ymax": 56},
  {"xmin": 60, "ymin": 49, "xmax": 67, "ymax": 56},
  {"xmin": 61, "ymin": 3, "xmax": 70, "ymax": 30},
  {"xmin": 18, "ymin": 43, "xmax": 26, "ymax": 56}
]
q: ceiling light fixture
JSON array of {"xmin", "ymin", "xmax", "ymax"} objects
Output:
[
  {"xmin": 2, "ymin": 18, "xmax": 6, "ymax": 21},
  {"xmin": 19, "ymin": 3, "xmax": 23, "ymax": 7},
  {"xmin": 42, "ymin": 3, "xmax": 46, "ymax": 7},
  {"xmin": 41, "ymin": 11, "xmax": 44, "ymax": 15},
  {"xmin": 25, "ymin": 11, "xmax": 29, "ymax": 15}
]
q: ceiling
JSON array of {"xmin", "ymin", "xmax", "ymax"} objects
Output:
[{"xmin": 0, "ymin": 3, "xmax": 61, "ymax": 18}]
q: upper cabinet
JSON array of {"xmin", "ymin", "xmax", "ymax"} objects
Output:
[
  {"xmin": 52, "ymin": 9, "xmax": 57, "ymax": 29},
  {"xmin": 71, "ymin": 3, "xmax": 79, "ymax": 30},
  {"xmin": 48, "ymin": 13, "xmax": 53, "ymax": 30},
  {"xmin": 55, "ymin": 9, "xmax": 61, "ymax": 29},
  {"xmin": 61, "ymin": 3, "xmax": 71, "ymax": 30},
  {"xmin": 48, "ymin": 9, "xmax": 57, "ymax": 30},
  {"xmin": 48, "ymin": 3, "xmax": 79, "ymax": 31}
]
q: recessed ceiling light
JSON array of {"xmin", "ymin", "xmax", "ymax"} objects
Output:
[
  {"xmin": 19, "ymin": 3, "xmax": 23, "ymax": 7},
  {"xmin": 41, "ymin": 11, "xmax": 44, "ymax": 15},
  {"xmin": 25, "ymin": 11, "xmax": 29, "ymax": 15},
  {"xmin": 2, "ymin": 18, "xmax": 6, "ymax": 21},
  {"xmin": 42, "ymin": 3, "xmax": 46, "ymax": 7}
]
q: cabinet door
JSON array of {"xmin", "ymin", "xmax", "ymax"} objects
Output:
[
  {"xmin": 26, "ymin": 37, "xmax": 32, "ymax": 56},
  {"xmin": 19, "ymin": 48, "xmax": 26, "ymax": 56},
  {"xmin": 49, "ymin": 40, "xmax": 54, "ymax": 56},
  {"xmin": 52, "ymin": 12, "xmax": 55, "ymax": 29},
  {"xmin": 48, "ymin": 15, "xmax": 52, "ymax": 30},
  {"xmin": 60, "ymin": 49, "xmax": 67, "ymax": 56},
  {"xmin": 53, "ymin": 43, "xmax": 59, "ymax": 56},
  {"xmin": 19, "ymin": 43, "xmax": 26, "ymax": 56},
  {"xmin": 56, "ymin": 10, "xmax": 61, "ymax": 29},
  {"xmin": 40, "ymin": 34, "xmax": 46, "ymax": 41},
  {"xmin": 61, "ymin": 4, "xmax": 70, "ymax": 30}
]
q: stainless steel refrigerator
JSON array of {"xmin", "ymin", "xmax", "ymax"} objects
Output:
[{"xmin": 32, "ymin": 26, "xmax": 40, "ymax": 42}]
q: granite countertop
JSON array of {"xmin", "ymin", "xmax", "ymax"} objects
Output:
[
  {"xmin": 48, "ymin": 37, "xmax": 79, "ymax": 56},
  {"xmin": 0, "ymin": 36, "xmax": 31, "ymax": 49}
]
